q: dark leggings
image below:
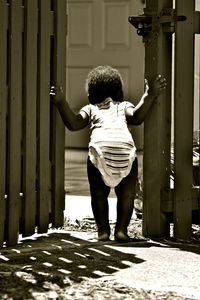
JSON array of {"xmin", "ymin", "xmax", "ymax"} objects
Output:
[{"xmin": 87, "ymin": 157, "xmax": 138, "ymax": 234}]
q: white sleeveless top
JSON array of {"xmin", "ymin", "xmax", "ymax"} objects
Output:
[{"xmin": 80, "ymin": 98, "xmax": 137, "ymax": 187}]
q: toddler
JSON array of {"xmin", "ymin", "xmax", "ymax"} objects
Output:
[{"xmin": 50, "ymin": 66, "xmax": 166, "ymax": 242}]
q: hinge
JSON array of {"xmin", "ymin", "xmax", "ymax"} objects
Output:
[
  {"xmin": 194, "ymin": 11, "xmax": 200, "ymax": 34},
  {"xmin": 129, "ymin": 8, "xmax": 186, "ymax": 37}
]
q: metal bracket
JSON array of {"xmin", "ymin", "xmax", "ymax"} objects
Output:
[
  {"xmin": 194, "ymin": 11, "xmax": 200, "ymax": 34},
  {"xmin": 128, "ymin": 8, "xmax": 186, "ymax": 37}
]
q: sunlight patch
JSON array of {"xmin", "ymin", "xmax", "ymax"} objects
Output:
[
  {"xmin": 11, "ymin": 249, "xmax": 21, "ymax": 254},
  {"xmin": 93, "ymin": 270, "xmax": 107, "ymax": 276},
  {"xmin": 58, "ymin": 269, "xmax": 71, "ymax": 274},
  {"xmin": 0, "ymin": 255, "xmax": 9, "ymax": 261},
  {"xmin": 38, "ymin": 271, "xmax": 50, "ymax": 276},
  {"xmin": 59, "ymin": 257, "xmax": 72, "ymax": 263},
  {"xmin": 51, "ymin": 243, "xmax": 62, "ymax": 250},
  {"xmin": 74, "ymin": 252, "xmax": 87, "ymax": 258},
  {"xmin": 77, "ymin": 265, "xmax": 87, "ymax": 269},
  {"xmin": 42, "ymin": 251, "xmax": 51, "ymax": 255},
  {"xmin": 107, "ymin": 265, "xmax": 121, "ymax": 271},
  {"xmin": 61, "ymin": 239, "xmax": 80, "ymax": 246},
  {"xmin": 88, "ymin": 248, "xmax": 110, "ymax": 256},
  {"xmin": 15, "ymin": 271, "xmax": 37, "ymax": 284},
  {"xmin": 30, "ymin": 256, "xmax": 37, "ymax": 261},
  {"xmin": 121, "ymin": 260, "xmax": 133, "ymax": 266},
  {"xmin": 43, "ymin": 262, "xmax": 53, "ymax": 267}
]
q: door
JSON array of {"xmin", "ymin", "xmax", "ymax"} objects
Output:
[{"xmin": 66, "ymin": 0, "xmax": 144, "ymax": 149}]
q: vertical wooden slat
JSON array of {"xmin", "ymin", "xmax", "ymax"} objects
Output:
[
  {"xmin": 51, "ymin": 0, "xmax": 66, "ymax": 227},
  {"xmin": 22, "ymin": 0, "xmax": 37, "ymax": 236},
  {"xmin": 0, "ymin": 1, "xmax": 8, "ymax": 247},
  {"xmin": 143, "ymin": 0, "xmax": 172, "ymax": 238},
  {"xmin": 6, "ymin": 0, "xmax": 22, "ymax": 246},
  {"xmin": 174, "ymin": 0, "xmax": 195, "ymax": 239},
  {"xmin": 198, "ymin": 33, "xmax": 200, "ymax": 194},
  {"xmin": 37, "ymin": 0, "xmax": 51, "ymax": 233}
]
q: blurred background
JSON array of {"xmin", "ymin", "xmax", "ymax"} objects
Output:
[{"xmin": 65, "ymin": 0, "xmax": 145, "ymax": 150}]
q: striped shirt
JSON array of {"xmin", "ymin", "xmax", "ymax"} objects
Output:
[{"xmin": 80, "ymin": 98, "xmax": 137, "ymax": 187}]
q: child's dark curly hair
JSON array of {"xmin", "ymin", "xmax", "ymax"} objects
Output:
[{"xmin": 85, "ymin": 66, "xmax": 124, "ymax": 104}]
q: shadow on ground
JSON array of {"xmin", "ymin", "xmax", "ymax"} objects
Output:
[
  {"xmin": 0, "ymin": 230, "xmax": 145, "ymax": 299},
  {"xmin": 1, "ymin": 228, "xmax": 200, "ymax": 299}
]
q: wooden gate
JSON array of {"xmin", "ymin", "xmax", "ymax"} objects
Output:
[
  {"xmin": 129, "ymin": 0, "xmax": 200, "ymax": 240},
  {"xmin": 0, "ymin": 0, "xmax": 66, "ymax": 247}
]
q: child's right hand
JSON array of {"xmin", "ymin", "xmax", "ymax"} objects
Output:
[{"xmin": 50, "ymin": 86, "xmax": 65, "ymax": 105}]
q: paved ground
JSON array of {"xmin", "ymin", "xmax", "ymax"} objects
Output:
[
  {"xmin": 67, "ymin": 230, "xmax": 200, "ymax": 299},
  {"xmin": 64, "ymin": 194, "xmax": 200, "ymax": 300},
  {"xmin": 0, "ymin": 149, "xmax": 200, "ymax": 299},
  {"xmin": 1, "ymin": 226, "xmax": 200, "ymax": 299},
  {"xmin": 65, "ymin": 149, "xmax": 200, "ymax": 299}
]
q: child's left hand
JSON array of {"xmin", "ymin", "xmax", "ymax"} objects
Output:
[{"xmin": 148, "ymin": 75, "xmax": 167, "ymax": 97}]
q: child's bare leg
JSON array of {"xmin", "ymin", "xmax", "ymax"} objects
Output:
[
  {"xmin": 114, "ymin": 158, "xmax": 138, "ymax": 242},
  {"xmin": 87, "ymin": 158, "xmax": 111, "ymax": 241},
  {"xmin": 91, "ymin": 194, "xmax": 110, "ymax": 240}
]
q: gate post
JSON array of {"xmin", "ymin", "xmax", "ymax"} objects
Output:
[
  {"xmin": 51, "ymin": 0, "xmax": 66, "ymax": 227},
  {"xmin": 0, "ymin": 0, "xmax": 7, "ymax": 246},
  {"xmin": 142, "ymin": 0, "xmax": 173, "ymax": 238},
  {"xmin": 174, "ymin": 0, "xmax": 195, "ymax": 239}
]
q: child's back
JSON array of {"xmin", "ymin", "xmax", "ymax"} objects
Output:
[{"xmin": 80, "ymin": 97, "xmax": 136, "ymax": 187}]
